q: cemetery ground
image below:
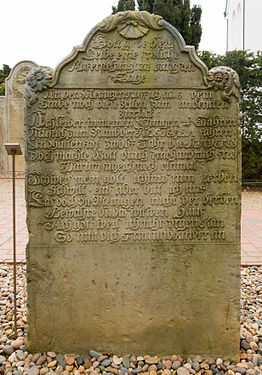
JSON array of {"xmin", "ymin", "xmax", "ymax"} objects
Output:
[{"xmin": 0, "ymin": 178, "xmax": 262, "ymax": 374}]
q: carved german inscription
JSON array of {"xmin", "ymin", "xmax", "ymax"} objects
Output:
[
  {"xmin": 26, "ymin": 87, "xmax": 239, "ymax": 245},
  {"xmin": 25, "ymin": 11, "xmax": 241, "ymax": 359}
]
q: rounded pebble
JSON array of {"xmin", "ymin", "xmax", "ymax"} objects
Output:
[
  {"xmin": 148, "ymin": 365, "xmax": 157, "ymax": 372},
  {"xmin": 172, "ymin": 361, "xmax": 181, "ymax": 370},
  {"xmin": 101, "ymin": 359, "xmax": 111, "ymax": 367},
  {"xmin": 164, "ymin": 360, "xmax": 172, "ymax": 370},
  {"xmin": 145, "ymin": 358, "xmax": 158, "ymax": 365},
  {"xmin": 216, "ymin": 359, "xmax": 223, "ymax": 366},
  {"xmin": 26, "ymin": 368, "xmax": 40, "ymax": 375},
  {"xmin": 3, "ymin": 345, "xmax": 14, "ymax": 355},
  {"xmin": 192, "ymin": 362, "xmax": 200, "ymax": 372},
  {"xmin": 0, "ymin": 355, "xmax": 6, "ymax": 364},
  {"xmin": 177, "ymin": 368, "xmax": 190, "ymax": 375},
  {"xmin": 89, "ymin": 350, "xmax": 102, "ymax": 359},
  {"xmin": 122, "ymin": 358, "xmax": 130, "ymax": 368},
  {"xmin": 11, "ymin": 340, "xmax": 23, "ymax": 349},
  {"xmin": 113, "ymin": 355, "xmax": 122, "ymax": 365},
  {"xmin": 47, "ymin": 352, "xmax": 56, "ymax": 359}
]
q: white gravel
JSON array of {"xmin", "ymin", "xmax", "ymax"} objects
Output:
[{"xmin": 0, "ymin": 264, "xmax": 261, "ymax": 375}]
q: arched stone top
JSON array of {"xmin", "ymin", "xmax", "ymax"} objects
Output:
[
  {"xmin": 5, "ymin": 60, "xmax": 37, "ymax": 98},
  {"xmin": 24, "ymin": 11, "xmax": 240, "ymax": 105},
  {"xmin": 49, "ymin": 11, "xmax": 209, "ymax": 88}
]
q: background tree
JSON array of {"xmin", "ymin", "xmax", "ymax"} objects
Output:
[
  {"xmin": 0, "ymin": 64, "xmax": 11, "ymax": 96},
  {"xmin": 112, "ymin": 0, "xmax": 202, "ymax": 49},
  {"xmin": 198, "ymin": 50, "xmax": 262, "ymax": 182},
  {"xmin": 137, "ymin": 0, "xmax": 154, "ymax": 12},
  {"xmin": 112, "ymin": 0, "xmax": 135, "ymax": 13},
  {"xmin": 189, "ymin": 5, "xmax": 202, "ymax": 49},
  {"xmin": 0, "ymin": 83, "xmax": 5, "ymax": 96}
]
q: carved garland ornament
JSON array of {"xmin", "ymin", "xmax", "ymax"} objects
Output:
[
  {"xmin": 25, "ymin": 66, "xmax": 53, "ymax": 107},
  {"xmin": 206, "ymin": 66, "xmax": 240, "ymax": 101},
  {"xmin": 99, "ymin": 11, "xmax": 164, "ymax": 39}
]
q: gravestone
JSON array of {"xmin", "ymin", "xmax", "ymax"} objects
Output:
[
  {"xmin": 0, "ymin": 60, "xmax": 37, "ymax": 175},
  {"xmin": 25, "ymin": 11, "xmax": 241, "ymax": 359}
]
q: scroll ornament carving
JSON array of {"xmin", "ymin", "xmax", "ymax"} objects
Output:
[
  {"xmin": 25, "ymin": 66, "xmax": 53, "ymax": 107},
  {"xmin": 99, "ymin": 11, "xmax": 164, "ymax": 39},
  {"xmin": 206, "ymin": 66, "xmax": 240, "ymax": 101}
]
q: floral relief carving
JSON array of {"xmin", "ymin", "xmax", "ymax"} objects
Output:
[
  {"xmin": 16, "ymin": 66, "xmax": 32, "ymax": 84},
  {"xmin": 25, "ymin": 66, "xmax": 53, "ymax": 107},
  {"xmin": 206, "ymin": 66, "xmax": 240, "ymax": 101},
  {"xmin": 9, "ymin": 89, "xmax": 23, "ymax": 98},
  {"xmin": 99, "ymin": 10, "xmax": 164, "ymax": 39}
]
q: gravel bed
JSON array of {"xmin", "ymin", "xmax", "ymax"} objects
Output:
[
  {"xmin": 242, "ymin": 191, "xmax": 262, "ymax": 209},
  {"xmin": 0, "ymin": 264, "xmax": 261, "ymax": 375}
]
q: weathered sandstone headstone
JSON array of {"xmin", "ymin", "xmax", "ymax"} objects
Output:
[
  {"xmin": 25, "ymin": 11, "xmax": 241, "ymax": 359},
  {"xmin": 0, "ymin": 60, "xmax": 37, "ymax": 175}
]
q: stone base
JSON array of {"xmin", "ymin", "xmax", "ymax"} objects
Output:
[{"xmin": 27, "ymin": 243, "xmax": 240, "ymax": 360}]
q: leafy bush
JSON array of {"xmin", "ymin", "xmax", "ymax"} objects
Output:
[{"xmin": 0, "ymin": 64, "xmax": 11, "ymax": 96}]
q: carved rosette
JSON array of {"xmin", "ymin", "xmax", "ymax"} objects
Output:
[
  {"xmin": 206, "ymin": 66, "xmax": 240, "ymax": 101},
  {"xmin": 99, "ymin": 11, "xmax": 164, "ymax": 39},
  {"xmin": 25, "ymin": 66, "xmax": 53, "ymax": 107}
]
